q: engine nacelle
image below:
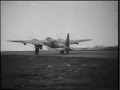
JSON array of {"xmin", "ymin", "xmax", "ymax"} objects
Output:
[
  {"xmin": 75, "ymin": 42, "xmax": 79, "ymax": 45},
  {"xmin": 39, "ymin": 45, "xmax": 43, "ymax": 49},
  {"xmin": 24, "ymin": 43, "xmax": 26, "ymax": 45},
  {"xmin": 35, "ymin": 45, "xmax": 43, "ymax": 49}
]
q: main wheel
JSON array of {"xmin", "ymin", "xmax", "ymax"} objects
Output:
[
  {"xmin": 66, "ymin": 50, "xmax": 69, "ymax": 54},
  {"xmin": 60, "ymin": 51, "xmax": 64, "ymax": 54},
  {"xmin": 35, "ymin": 48, "xmax": 39, "ymax": 55}
]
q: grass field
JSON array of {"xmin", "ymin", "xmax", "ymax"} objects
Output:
[{"xmin": 1, "ymin": 51, "xmax": 118, "ymax": 90}]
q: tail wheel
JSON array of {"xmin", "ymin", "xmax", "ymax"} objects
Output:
[
  {"xmin": 60, "ymin": 51, "xmax": 64, "ymax": 54},
  {"xmin": 35, "ymin": 48, "xmax": 39, "ymax": 55}
]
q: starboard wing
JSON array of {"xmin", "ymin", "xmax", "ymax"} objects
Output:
[
  {"xmin": 57, "ymin": 39, "xmax": 92, "ymax": 45},
  {"xmin": 70, "ymin": 39, "xmax": 92, "ymax": 44}
]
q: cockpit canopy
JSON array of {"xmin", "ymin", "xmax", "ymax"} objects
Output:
[
  {"xmin": 45, "ymin": 37, "xmax": 53, "ymax": 40},
  {"xmin": 45, "ymin": 37, "xmax": 55, "ymax": 42},
  {"xmin": 46, "ymin": 37, "xmax": 59, "ymax": 44}
]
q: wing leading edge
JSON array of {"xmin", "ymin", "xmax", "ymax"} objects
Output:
[
  {"xmin": 57, "ymin": 38, "xmax": 92, "ymax": 45},
  {"xmin": 70, "ymin": 39, "xmax": 92, "ymax": 44}
]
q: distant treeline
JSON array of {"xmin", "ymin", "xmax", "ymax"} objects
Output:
[
  {"xmin": 79, "ymin": 46, "xmax": 118, "ymax": 51},
  {"xmin": 100, "ymin": 46, "xmax": 118, "ymax": 51}
]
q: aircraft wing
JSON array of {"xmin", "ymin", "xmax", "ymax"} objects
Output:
[
  {"xmin": 7, "ymin": 40, "xmax": 44, "ymax": 45},
  {"xmin": 57, "ymin": 38, "xmax": 92, "ymax": 45},
  {"xmin": 70, "ymin": 39, "xmax": 92, "ymax": 44},
  {"xmin": 7, "ymin": 40, "xmax": 31, "ymax": 44}
]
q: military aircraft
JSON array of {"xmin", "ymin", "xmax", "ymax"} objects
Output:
[{"xmin": 7, "ymin": 33, "xmax": 92, "ymax": 55}]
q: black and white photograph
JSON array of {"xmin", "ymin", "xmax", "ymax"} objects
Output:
[{"xmin": 1, "ymin": 1, "xmax": 118, "ymax": 90}]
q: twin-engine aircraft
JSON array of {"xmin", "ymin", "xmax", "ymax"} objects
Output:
[{"xmin": 7, "ymin": 33, "xmax": 92, "ymax": 55}]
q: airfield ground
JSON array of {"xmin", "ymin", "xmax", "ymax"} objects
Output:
[{"xmin": 1, "ymin": 51, "xmax": 118, "ymax": 90}]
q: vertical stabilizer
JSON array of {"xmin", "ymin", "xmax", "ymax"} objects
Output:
[{"xmin": 65, "ymin": 33, "xmax": 70, "ymax": 48}]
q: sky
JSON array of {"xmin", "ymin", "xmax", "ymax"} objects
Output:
[{"xmin": 1, "ymin": 1, "xmax": 118, "ymax": 51}]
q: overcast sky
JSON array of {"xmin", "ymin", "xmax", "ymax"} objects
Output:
[{"xmin": 1, "ymin": 1, "xmax": 118, "ymax": 51}]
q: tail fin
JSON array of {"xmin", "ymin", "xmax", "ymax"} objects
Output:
[{"xmin": 65, "ymin": 33, "xmax": 70, "ymax": 48}]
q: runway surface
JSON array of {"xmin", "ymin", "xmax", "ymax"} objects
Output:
[
  {"xmin": 1, "ymin": 51, "xmax": 118, "ymax": 90},
  {"xmin": 1, "ymin": 50, "xmax": 118, "ymax": 59}
]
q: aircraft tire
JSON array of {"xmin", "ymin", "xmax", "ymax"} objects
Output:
[
  {"xmin": 60, "ymin": 51, "xmax": 64, "ymax": 54},
  {"xmin": 66, "ymin": 50, "xmax": 69, "ymax": 54},
  {"xmin": 35, "ymin": 48, "xmax": 39, "ymax": 55}
]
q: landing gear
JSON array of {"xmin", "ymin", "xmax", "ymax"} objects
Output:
[
  {"xmin": 60, "ymin": 50, "xmax": 69, "ymax": 54},
  {"xmin": 35, "ymin": 48, "xmax": 39, "ymax": 55},
  {"xmin": 66, "ymin": 50, "xmax": 69, "ymax": 54},
  {"xmin": 60, "ymin": 51, "xmax": 64, "ymax": 54}
]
